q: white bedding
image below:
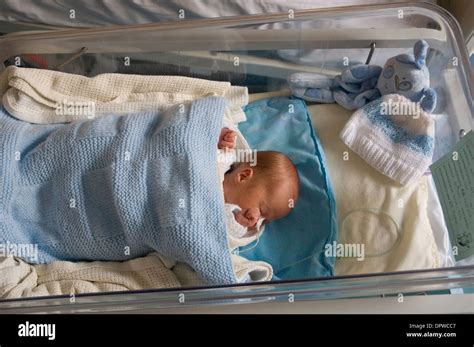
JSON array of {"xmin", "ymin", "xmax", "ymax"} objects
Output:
[
  {"xmin": 310, "ymin": 103, "xmax": 440, "ymax": 274},
  {"xmin": 0, "ymin": 253, "xmax": 272, "ymax": 299}
]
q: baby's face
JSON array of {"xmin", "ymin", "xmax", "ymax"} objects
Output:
[{"xmin": 223, "ymin": 165, "xmax": 294, "ymax": 228}]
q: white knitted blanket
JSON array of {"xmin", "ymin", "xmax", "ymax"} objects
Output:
[
  {"xmin": 0, "ymin": 253, "xmax": 272, "ymax": 299},
  {"xmin": 0, "ymin": 66, "xmax": 249, "ymax": 124}
]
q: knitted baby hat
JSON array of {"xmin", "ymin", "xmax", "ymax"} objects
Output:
[{"xmin": 340, "ymin": 93, "xmax": 435, "ymax": 185}]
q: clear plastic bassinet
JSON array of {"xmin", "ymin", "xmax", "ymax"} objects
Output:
[{"xmin": 0, "ymin": 2, "xmax": 473, "ymax": 313}]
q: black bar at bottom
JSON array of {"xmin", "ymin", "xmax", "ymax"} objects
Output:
[{"xmin": 0, "ymin": 314, "xmax": 472, "ymax": 346}]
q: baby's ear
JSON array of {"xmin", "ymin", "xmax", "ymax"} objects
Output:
[{"xmin": 237, "ymin": 167, "xmax": 254, "ymax": 183}]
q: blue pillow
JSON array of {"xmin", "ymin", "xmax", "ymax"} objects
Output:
[{"xmin": 238, "ymin": 97, "xmax": 337, "ymax": 279}]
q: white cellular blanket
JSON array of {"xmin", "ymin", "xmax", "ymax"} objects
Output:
[
  {"xmin": 0, "ymin": 65, "xmax": 248, "ymax": 125},
  {"xmin": 0, "ymin": 253, "xmax": 272, "ymax": 299}
]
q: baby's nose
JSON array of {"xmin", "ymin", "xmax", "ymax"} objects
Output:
[{"xmin": 245, "ymin": 208, "xmax": 261, "ymax": 227}]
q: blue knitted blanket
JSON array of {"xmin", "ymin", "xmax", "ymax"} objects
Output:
[{"xmin": 0, "ymin": 96, "xmax": 236, "ymax": 285}]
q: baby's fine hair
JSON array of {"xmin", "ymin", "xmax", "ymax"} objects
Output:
[{"xmin": 251, "ymin": 151, "xmax": 300, "ymax": 202}]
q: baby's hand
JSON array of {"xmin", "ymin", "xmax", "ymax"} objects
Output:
[
  {"xmin": 218, "ymin": 128, "xmax": 237, "ymax": 149},
  {"xmin": 234, "ymin": 208, "xmax": 260, "ymax": 228}
]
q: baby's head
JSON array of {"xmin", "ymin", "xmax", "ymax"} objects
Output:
[{"xmin": 223, "ymin": 151, "xmax": 299, "ymax": 228}]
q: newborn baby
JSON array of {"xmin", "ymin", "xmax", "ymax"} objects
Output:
[{"xmin": 217, "ymin": 127, "xmax": 300, "ymax": 241}]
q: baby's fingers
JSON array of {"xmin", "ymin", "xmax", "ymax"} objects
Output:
[
  {"xmin": 219, "ymin": 140, "xmax": 234, "ymax": 149},
  {"xmin": 224, "ymin": 134, "xmax": 236, "ymax": 142}
]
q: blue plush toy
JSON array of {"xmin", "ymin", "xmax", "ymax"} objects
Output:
[
  {"xmin": 288, "ymin": 40, "xmax": 437, "ymax": 113},
  {"xmin": 377, "ymin": 39, "xmax": 437, "ymax": 113}
]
